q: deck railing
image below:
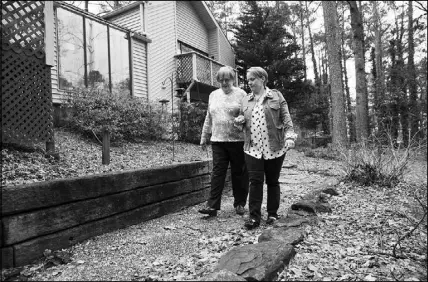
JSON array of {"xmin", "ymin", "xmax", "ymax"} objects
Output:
[{"xmin": 175, "ymin": 52, "xmax": 238, "ymax": 88}]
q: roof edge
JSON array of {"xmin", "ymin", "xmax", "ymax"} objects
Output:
[{"xmin": 101, "ymin": 1, "xmax": 148, "ymax": 19}]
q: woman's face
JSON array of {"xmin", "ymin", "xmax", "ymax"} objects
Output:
[
  {"xmin": 247, "ymin": 72, "xmax": 264, "ymax": 93},
  {"xmin": 218, "ymin": 76, "xmax": 234, "ymax": 94}
]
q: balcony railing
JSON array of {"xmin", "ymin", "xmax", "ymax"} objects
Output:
[{"xmin": 175, "ymin": 52, "xmax": 238, "ymax": 88}]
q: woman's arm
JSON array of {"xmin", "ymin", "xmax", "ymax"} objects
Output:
[
  {"xmin": 278, "ymin": 92, "xmax": 297, "ymax": 141},
  {"xmin": 200, "ymin": 99, "xmax": 213, "ymax": 145}
]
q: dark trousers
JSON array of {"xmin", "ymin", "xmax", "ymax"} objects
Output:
[
  {"xmin": 245, "ymin": 153, "xmax": 285, "ymax": 222},
  {"xmin": 207, "ymin": 142, "xmax": 249, "ymax": 210}
]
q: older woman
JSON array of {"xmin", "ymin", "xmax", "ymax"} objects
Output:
[
  {"xmin": 198, "ymin": 66, "xmax": 249, "ymax": 217},
  {"xmin": 234, "ymin": 66, "xmax": 297, "ymax": 229}
]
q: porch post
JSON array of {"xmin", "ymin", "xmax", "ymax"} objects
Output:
[
  {"xmin": 44, "ymin": 1, "xmax": 54, "ymax": 67},
  {"xmin": 192, "ymin": 52, "xmax": 197, "ymax": 80},
  {"xmin": 210, "ymin": 60, "xmax": 213, "ymax": 86}
]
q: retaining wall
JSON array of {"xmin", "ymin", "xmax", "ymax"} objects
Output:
[{"xmin": 1, "ymin": 160, "xmax": 229, "ymax": 268}]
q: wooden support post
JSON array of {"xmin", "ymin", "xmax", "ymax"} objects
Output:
[
  {"xmin": 210, "ymin": 61, "xmax": 213, "ymax": 86},
  {"xmin": 192, "ymin": 53, "xmax": 197, "ymax": 80},
  {"xmin": 45, "ymin": 132, "xmax": 60, "ymax": 160},
  {"xmin": 102, "ymin": 128, "xmax": 110, "ymax": 165}
]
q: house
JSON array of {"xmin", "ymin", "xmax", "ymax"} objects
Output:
[
  {"xmin": 50, "ymin": 1, "xmax": 152, "ymax": 106},
  {"xmin": 102, "ymin": 1, "xmax": 237, "ymax": 106}
]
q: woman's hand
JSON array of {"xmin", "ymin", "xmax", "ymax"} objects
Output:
[
  {"xmin": 285, "ymin": 139, "xmax": 295, "ymax": 150},
  {"xmin": 234, "ymin": 115, "xmax": 245, "ymax": 124}
]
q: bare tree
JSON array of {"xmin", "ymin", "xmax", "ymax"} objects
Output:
[
  {"xmin": 349, "ymin": 1, "xmax": 369, "ymax": 142},
  {"xmin": 407, "ymin": 1, "xmax": 420, "ymax": 140},
  {"xmin": 373, "ymin": 1, "xmax": 387, "ymax": 133},
  {"xmin": 304, "ymin": 1, "xmax": 320, "ymax": 85},
  {"xmin": 322, "ymin": 1, "xmax": 348, "ymax": 146}
]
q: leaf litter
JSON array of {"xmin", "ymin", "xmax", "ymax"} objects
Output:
[{"xmin": 1, "ymin": 128, "xmax": 427, "ymax": 281}]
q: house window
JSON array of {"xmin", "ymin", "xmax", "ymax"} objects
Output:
[
  {"xmin": 86, "ymin": 19, "xmax": 109, "ymax": 90},
  {"xmin": 57, "ymin": 8, "xmax": 85, "ymax": 90},
  {"xmin": 178, "ymin": 41, "xmax": 209, "ymax": 58},
  {"xmin": 109, "ymin": 28, "xmax": 130, "ymax": 96},
  {"xmin": 56, "ymin": 7, "xmax": 130, "ymax": 94}
]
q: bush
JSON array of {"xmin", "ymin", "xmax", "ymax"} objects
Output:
[
  {"xmin": 178, "ymin": 101, "xmax": 208, "ymax": 144},
  {"xmin": 339, "ymin": 134, "xmax": 417, "ymax": 188},
  {"xmin": 62, "ymin": 89, "xmax": 168, "ymax": 145}
]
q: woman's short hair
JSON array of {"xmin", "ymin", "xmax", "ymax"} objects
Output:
[
  {"xmin": 216, "ymin": 66, "xmax": 235, "ymax": 82},
  {"xmin": 247, "ymin": 67, "xmax": 268, "ymax": 86}
]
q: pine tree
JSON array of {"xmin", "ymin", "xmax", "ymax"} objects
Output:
[{"xmin": 232, "ymin": 1, "xmax": 306, "ymax": 106}]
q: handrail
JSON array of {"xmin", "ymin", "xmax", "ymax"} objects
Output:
[
  {"xmin": 175, "ymin": 52, "xmax": 238, "ymax": 87},
  {"xmin": 174, "ymin": 51, "xmax": 237, "ymax": 72}
]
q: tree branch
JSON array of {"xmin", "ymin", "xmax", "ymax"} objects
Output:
[{"xmin": 392, "ymin": 210, "xmax": 427, "ymax": 258}]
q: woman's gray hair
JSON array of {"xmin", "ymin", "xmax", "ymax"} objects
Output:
[
  {"xmin": 216, "ymin": 66, "xmax": 235, "ymax": 82},
  {"xmin": 247, "ymin": 67, "xmax": 268, "ymax": 87}
]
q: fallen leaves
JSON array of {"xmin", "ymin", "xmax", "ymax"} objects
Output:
[
  {"xmin": 280, "ymin": 178, "xmax": 427, "ymax": 281},
  {"xmin": 1, "ymin": 128, "xmax": 213, "ymax": 187}
]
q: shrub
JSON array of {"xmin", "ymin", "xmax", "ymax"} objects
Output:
[
  {"xmin": 178, "ymin": 101, "xmax": 208, "ymax": 144},
  {"xmin": 62, "ymin": 89, "xmax": 168, "ymax": 145},
  {"xmin": 339, "ymin": 134, "xmax": 417, "ymax": 188}
]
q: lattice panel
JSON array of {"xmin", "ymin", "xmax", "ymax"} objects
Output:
[
  {"xmin": 176, "ymin": 54, "xmax": 193, "ymax": 83},
  {"xmin": 212, "ymin": 62, "xmax": 223, "ymax": 88},
  {"xmin": 1, "ymin": 1, "xmax": 45, "ymax": 58},
  {"xmin": 196, "ymin": 55, "xmax": 211, "ymax": 85},
  {"xmin": 2, "ymin": 50, "xmax": 53, "ymax": 143}
]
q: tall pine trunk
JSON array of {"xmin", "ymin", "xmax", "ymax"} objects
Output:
[
  {"xmin": 373, "ymin": 1, "xmax": 387, "ymax": 136},
  {"xmin": 349, "ymin": 1, "xmax": 369, "ymax": 142},
  {"xmin": 340, "ymin": 5, "xmax": 355, "ymax": 143},
  {"xmin": 322, "ymin": 1, "xmax": 348, "ymax": 147},
  {"xmin": 299, "ymin": 1, "xmax": 307, "ymax": 80},
  {"xmin": 305, "ymin": 1, "xmax": 320, "ymax": 85},
  {"xmin": 407, "ymin": 1, "xmax": 419, "ymax": 142}
]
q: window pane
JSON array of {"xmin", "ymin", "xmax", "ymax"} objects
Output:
[
  {"xmin": 110, "ymin": 28, "xmax": 130, "ymax": 96},
  {"xmin": 57, "ymin": 8, "xmax": 85, "ymax": 90},
  {"xmin": 86, "ymin": 19, "xmax": 109, "ymax": 91}
]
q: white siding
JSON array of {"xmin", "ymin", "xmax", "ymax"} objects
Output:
[
  {"xmin": 108, "ymin": 7, "xmax": 141, "ymax": 32},
  {"xmin": 176, "ymin": 1, "xmax": 208, "ymax": 53},
  {"xmin": 208, "ymin": 28, "xmax": 218, "ymax": 60},
  {"xmin": 146, "ymin": 1, "xmax": 177, "ymax": 104},
  {"xmin": 132, "ymin": 39, "xmax": 148, "ymax": 100},
  {"xmin": 218, "ymin": 29, "xmax": 235, "ymax": 67}
]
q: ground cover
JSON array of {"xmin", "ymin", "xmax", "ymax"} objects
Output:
[
  {"xmin": 1, "ymin": 127, "xmax": 212, "ymax": 187},
  {"xmin": 1, "ymin": 128, "xmax": 426, "ymax": 281}
]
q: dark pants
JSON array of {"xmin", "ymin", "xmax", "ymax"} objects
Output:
[
  {"xmin": 207, "ymin": 142, "xmax": 249, "ymax": 210},
  {"xmin": 245, "ymin": 153, "xmax": 285, "ymax": 222}
]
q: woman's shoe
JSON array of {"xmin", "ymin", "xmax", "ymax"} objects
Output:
[
  {"xmin": 198, "ymin": 207, "xmax": 217, "ymax": 216},
  {"xmin": 266, "ymin": 215, "xmax": 280, "ymax": 225},
  {"xmin": 244, "ymin": 218, "xmax": 260, "ymax": 229},
  {"xmin": 235, "ymin": 205, "xmax": 245, "ymax": 215}
]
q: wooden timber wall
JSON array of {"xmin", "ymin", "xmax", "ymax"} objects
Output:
[{"xmin": 1, "ymin": 160, "xmax": 230, "ymax": 268}]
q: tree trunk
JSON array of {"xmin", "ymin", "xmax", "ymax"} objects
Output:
[
  {"xmin": 322, "ymin": 1, "xmax": 348, "ymax": 147},
  {"xmin": 407, "ymin": 1, "xmax": 419, "ymax": 142},
  {"xmin": 340, "ymin": 4, "xmax": 355, "ymax": 143},
  {"xmin": 299, "ymin": 1, "xmax": 307, "ymax": 80},
  {"xmin": 349, "ymin": 1, "xmax": 369, "ymax": 142},
  {"xmin": 387, "ymin": 39, "xmax": 400, "ymax": 143},
  {"xmin": 373, "ymin": 1, "xmax": 387, "ymax": 135},
  {"xmin": 305, "ymin": 1, "xmax": 319, "ymax": 85},
  {"xmin": 393, "ymin": 6, "xmax": 409, "ymax": 147}
]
